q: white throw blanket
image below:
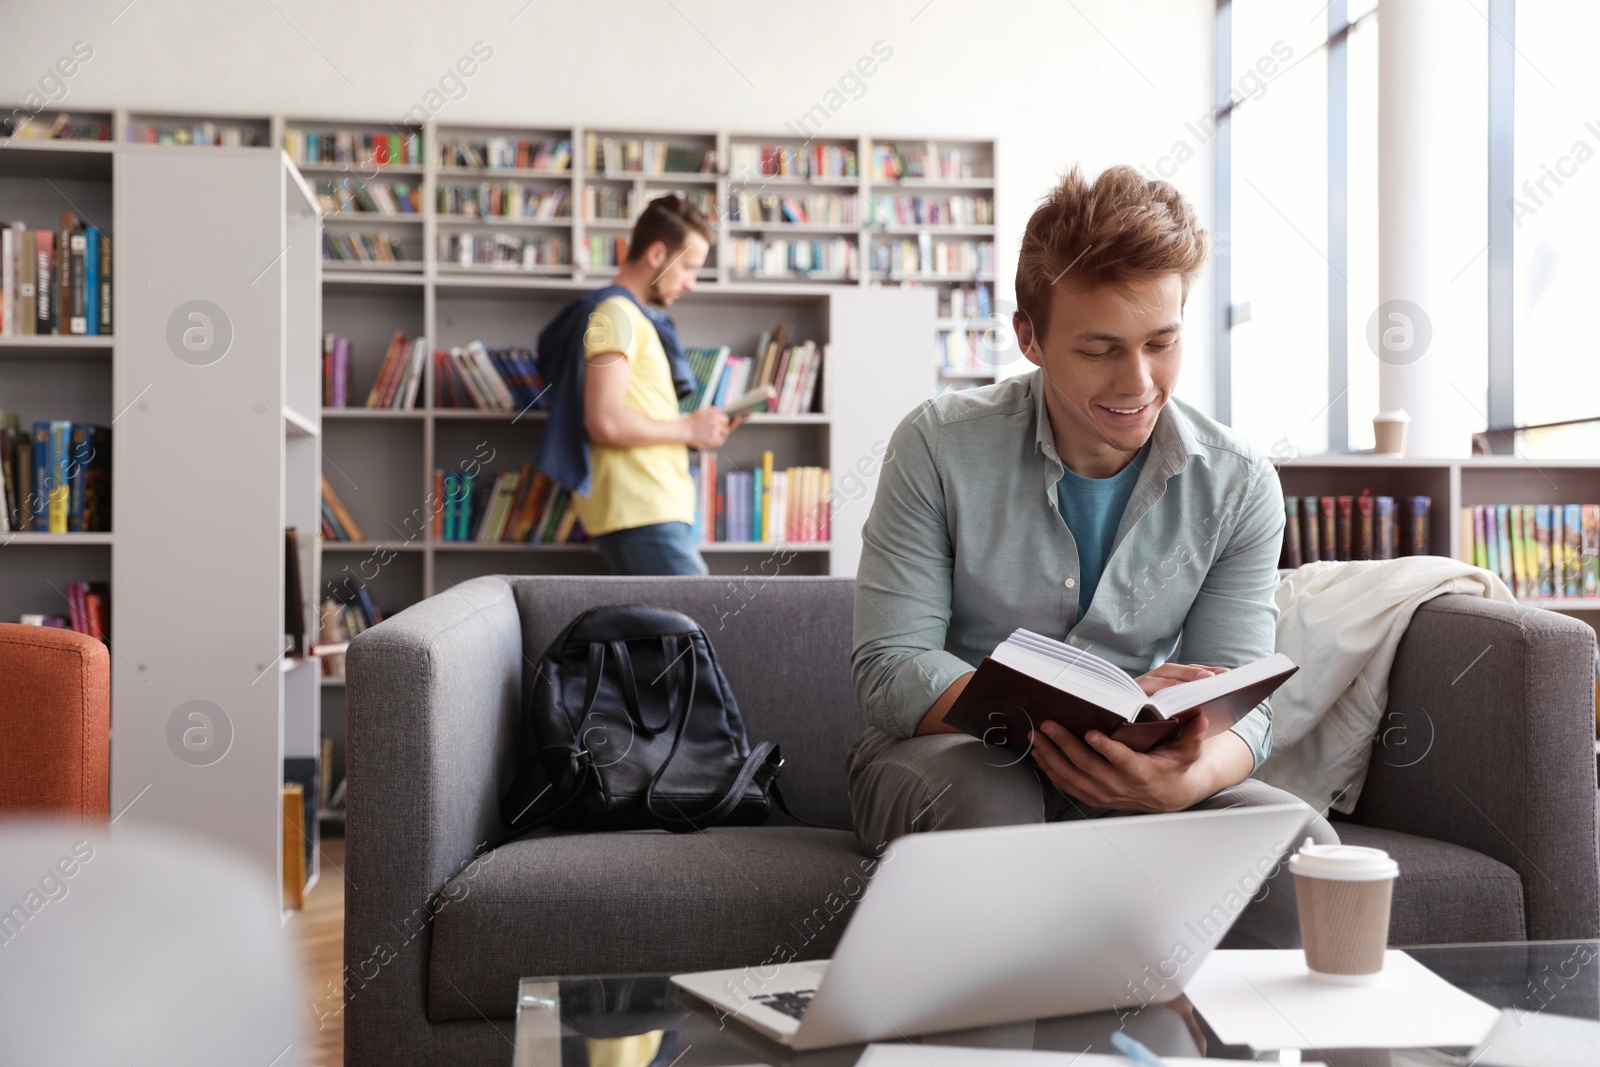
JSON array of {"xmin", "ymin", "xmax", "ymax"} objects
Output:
[{"xmin": 1256, "ymin": 557, "xmax": 1515, "ymax": 814}]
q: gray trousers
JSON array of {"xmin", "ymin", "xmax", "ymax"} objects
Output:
[{"xmin": 846, "ymin": 728, "xmax": 1340, "ymax": 950}]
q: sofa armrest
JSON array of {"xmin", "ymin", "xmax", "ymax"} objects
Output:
[
  {"xmin": 1349, "ymin": 594, "xmax": 1599, "ymax": 939},
  {"xmin": 344, "ymin": 575, "xmax": 523, "ymax": 1064},
  {"xmin": 0, "ymin": 623, "xmax": 109, "ymax": 822}
]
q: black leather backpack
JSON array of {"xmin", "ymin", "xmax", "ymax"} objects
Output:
[{"xmin": 499, "ymin": 604, "xmax": 794, "ymax": 838}]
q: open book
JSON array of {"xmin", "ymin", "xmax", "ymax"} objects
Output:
[{"xmin": 942, "ymin": 629, "xmax": 1298, "ymax": 755}]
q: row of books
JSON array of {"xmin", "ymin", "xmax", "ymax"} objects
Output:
[
  {"xmin": 870, "ymin": 236, "xmax": 995, "ymax": 277},
  {"xmin": 869, "ymin": 194, "xmax": 994, "ymax": 228},
  {"xmin": 433, "ymin": 343, "xmax": 545, "ymax": 411},
  {"xmin": 691, "ymin": 452, "xmax": 830, "ymax": 543},
  {"xmin": 940, "ymin": 285, "xmax": 994, "ymax": 321},
  {"xmin": 284, "ymin": 129, "xmax": 423, "ymax": 167},
  {"xmin": 437, "ymin": 135, "xmax": 572, "ymax": 172},
  {"xmin": 1458, "ymin": 504, "xmax": 1600, "ymax": 599},
  {"xmin": 584, "ymin": 133, "xmax": 715, "ymax": 176},
  {"xmin": 729, "ymin": 237, "xmax": 857, "ymax": 279},
  {"xmin": 583, "ymin": 186, "xmax": 716, "ymax": 222},
  {"xmin": 126, "ymin": 121, "xmax": 264, "ymax": 146},
  {"xmin": 680, "ymin": 331, "xmax": 824, "ymax": 416},
  {"xmin": 728, "ymin": 192, "xmax": 860, "ymax": 227},
  {"xmin": 323, "ymin": 231, "xmax": 408, "ymax": 264},
  {"xmin": 729, "ymin": 142, "xmax": 859, "ymax": 180},
  {"xmin": 18, "ymin": 581, "xmax": 109, "ymax": 640},
  {"xmin": 340, "ymin": 331, "xmax": 428, "ymax": 409},
  {"xmin": 2, "ymin": 114, "xmax": 113, "ymax": 141},
  {"xmin": 436, "ymin": 182, "xmax": 570, "ymax": 221},
  {"xmin": 317, "ymin": 587, "xmax": 381, "ymax": 677},
  {"xmin": 581, "ymin": 235, "xmax": 630, "ymax": 269},
  {"xmin": 1281, "ymin": 494, "xmax": 1432, "ymax": 568},
  {"xmin": 0, "ymin": 415, "xmax": 110, "ymax": 533},
  {"xmin": 1, "ymin": 215, "xmax": 112, "ymax": 336},
  {"xmin": 436, "ymin": 465, "xmax": 585, "ymax": 544},
  {"xmin": 439, "ymin": 232, "xmax": 567, "ymax": 270},
  {"xmin": 938, "ymin": 329, "xmax": 995, "ymax": 375},
  {"xmin": 316, "ymin": 178, "xmax": 422, "ymax": 216},
  {"xmin": 870, "ymin": 142, "xmax": 987, "ymax": 182},
  {"xmin": 320, "ymin": 476, "xmax": 364, "ymax": 543}
]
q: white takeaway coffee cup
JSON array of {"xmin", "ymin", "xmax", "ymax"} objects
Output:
[{"xmin": 1288, "ymin": 838, "xmax": 1400, "ymax": 984}]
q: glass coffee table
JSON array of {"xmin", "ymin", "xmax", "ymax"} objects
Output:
[{"xmin": 512, "ymin": 940, "xmax": 1598, "ymax": 1066}]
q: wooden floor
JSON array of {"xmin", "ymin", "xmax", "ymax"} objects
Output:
[{"xmin": 292, "ymin": 832, "xmax": 346, "ymax": 1067}]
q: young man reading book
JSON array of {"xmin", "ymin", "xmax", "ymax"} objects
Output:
[
  {"xmin": 537, "ymin": 195, "xmax": 740, "ymax": 575},
  {"xmin": 848, "ymin": 165, "xmax": 1336, "ymax": 949}
]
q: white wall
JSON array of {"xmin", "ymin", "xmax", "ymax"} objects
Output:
[{"xmin": 2, "ymin": 0, "xmax": 1221, "ymax": 412}]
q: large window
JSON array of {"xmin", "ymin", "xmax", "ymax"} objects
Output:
[
  {"xmin": 1512, "ymin": 2, "xmax": 1600, "ymax": 429},
  {"xmin": 1227, "ymin": 0, "xmax": 1331, "ymax": 457},
  {"xmin": 1218, "ymin": 0, "xmax": 1577, "ymax": 456}
]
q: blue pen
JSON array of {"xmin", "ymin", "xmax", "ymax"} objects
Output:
[{"xmin": 1110, "ymin": 1029, "xmax": 1171, "ymax": 1067}]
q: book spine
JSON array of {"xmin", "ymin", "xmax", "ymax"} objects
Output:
[
  {"xmin": 1551, "ymin": 505, "xmax": 1566, "ymax": 597},
  {"xmin": 48, "ymin": 420, "xmax": 70, "ymax": 533},
  {"xmin": 1535, "ymin": 504, "xmax": 1554, "ymax": 597},
  {"xmin": 1355, "ymin": 494, "xmax": 1374, "ymax": 561},
  {"xmin": 31, "ymin": 423, "xmax": 49, "ymax": 527},
  {"xmin": 1, "ymin": 226, "xmax": 12, "ymax": 337},
  {"xmin": 98, "ymin": 228, "xmax": 111, "ymax": 335},
  {"xmin": 1299, "ymin": 496, "xmax": 1320, "ymax": 563},
  {"xmin": 34, "ymin": 231, "xmax": 52, "ymax": 334},
  {"xmin": 1336, "ymin": 496, "xmax": 1354, "ymax": 561},
  {"xmin": 83, "ymin": 228, "xmax": 99, "ymax": 335},
  {"xmin": 1377, "ymin": 496, "xmax": 1397, "ymax": 560},
  {"xmin": 67, "ymin": 423, "xmax": 88, "ymax": 532},
  {"xmin": 1565, "ymin": 503, "xmax": 1582, "ymax": 597},
  {"xmin": 1281, "ymin": 496, "xmax": 1302, "ymax": 569},
  {"xmin": 1522, "ymin": 506, "xmax": 1540, "ymax": 598},
  {"xmin": 1584, "ymin": 505, "xmax": 1600, "ymax": 597},
  {"xmin": 1404, "ymin": 496, "xmax": 1430, "ymax": 556},
  {"xmin": 15, "ymin": 434, "xmax": 32, "ymax": 532},
  {"xmin": 69, "ymin": 230, "xmax": 86, "ymax": 334}
]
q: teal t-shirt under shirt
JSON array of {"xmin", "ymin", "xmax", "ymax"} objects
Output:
[{"xmin": 1056, "ymin": 442, "xmax": 1151, "ymax": 622}]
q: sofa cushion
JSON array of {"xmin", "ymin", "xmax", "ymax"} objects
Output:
[
  {"xmin": 1331, "ymin": 821, "xmax": 1526, "ymax": 944},
  {"xmin": 509, "ymin": 576, "xmax": 865, "ymax": 829},
  {"xmin": 428, "ymin": 826, "xmax": 869, "ymax": 1022}
]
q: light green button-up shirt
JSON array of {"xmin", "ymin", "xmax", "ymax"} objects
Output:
[{"xmin": 850, "ymin": 367, "xmax": 1285, "ymax": 770}]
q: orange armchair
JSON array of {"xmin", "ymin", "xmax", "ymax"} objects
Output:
[{"xmin": 0, "ymin": 623, "xmax": 109, "ymax": 822}]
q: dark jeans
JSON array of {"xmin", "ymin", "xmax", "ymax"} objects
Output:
[{"xmin": 592, "ymin": 521, "xmax": 708, "ymax": 576}]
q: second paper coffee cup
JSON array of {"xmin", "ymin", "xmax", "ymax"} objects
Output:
[{"xmin": 1289, "ymin": 838, "xmax": 1400, "ymax": 984}]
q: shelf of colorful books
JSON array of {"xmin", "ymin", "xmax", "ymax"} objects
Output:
[
  {"xmin": 438, "ymin": 166, "xmax": 574, "ymax": 180},
  {"xmin": 727, "ymin": 223, "xmax": 863, "ymax": 236},
  {"xmin": 3, "ymin": 531, "xmax": 113, "ymax": 545},
  {"xmin": 436, "ymin": 215, "xmax": 573, "ymax": 229},
  {"xmin": 124, "ymin": 113, "xmax": 270, "ymax": 148},
  {"xmin": 729, "ymin": 176, "xmax": 862, "ymax": 188}
]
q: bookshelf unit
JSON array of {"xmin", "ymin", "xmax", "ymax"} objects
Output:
[
  {"xmin": 109, "ymin": 144, "xmax": 322, "ymax": 918},
  {"xmin": 0, "ymin": 140, "xmax": 115, "ymax": 651},
  {"xmin": 1274, "ymin": 455, "xmax": 1600, "ymax": 619}
]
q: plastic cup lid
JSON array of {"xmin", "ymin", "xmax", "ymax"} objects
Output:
[{"xmin": 1287, "ymin": 837, "xmax": 1400, "ymax": 881}]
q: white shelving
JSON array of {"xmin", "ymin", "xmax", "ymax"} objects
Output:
[{"xmin": 106, "ymin": 144, "xmax": 322, "ymax": 916}]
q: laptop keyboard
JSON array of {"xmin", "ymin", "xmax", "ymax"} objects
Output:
[{"xmin": 751, "ymin": 989, "xmax": 815, "ymax": 1021}]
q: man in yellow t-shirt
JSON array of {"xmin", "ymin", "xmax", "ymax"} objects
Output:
[{"xmin": 578, "ymin": 196, "xmax": 738, "ymax": 574}]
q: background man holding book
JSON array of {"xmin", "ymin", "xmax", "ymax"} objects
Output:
[
  {"xmin": 848, "ymin": 165, "xmax": 1337, "ymax": 949},
  {"xmin": 535, "ymin": 195, "xmax": 742, "ymax": 575}
]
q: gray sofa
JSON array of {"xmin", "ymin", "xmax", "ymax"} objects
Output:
[{"xmin": 344, "ymin": 575, "xmax": 1600, "ymax": 1066}]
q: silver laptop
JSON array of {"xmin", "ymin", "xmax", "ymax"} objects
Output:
[{"xmin": 673, "ymin": 802, "xmax": 1311, "ymax": 1050}]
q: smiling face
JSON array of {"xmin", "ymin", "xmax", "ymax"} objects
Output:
[{"xmin": 1016, "ymin": 273, "xmax": 1185, "ymax": 479}]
